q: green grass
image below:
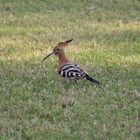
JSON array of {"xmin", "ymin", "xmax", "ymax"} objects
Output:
[{"xmin": 0, "ymin": 0, "xmax": 140, "ymax": 139}]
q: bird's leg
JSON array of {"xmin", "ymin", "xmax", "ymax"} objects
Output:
[
  {"xmin": 67, "ymin": 79, "xmax": 78, "ymax": 83},
  {"xmin": 61, "ymin": 78, "xmax": 69, "ymax": 84},
  {"xmin": 66, "ymin": 79, "xmax": 70, "ymax": 83},
  {"xmin": 74, "ymin": 80, "xmax": 78, "ymax": 83}
]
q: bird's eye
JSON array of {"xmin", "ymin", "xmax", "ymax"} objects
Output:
[{"xmin": 57, "ymin": 48, "xmax": 60, "ymax": 51}]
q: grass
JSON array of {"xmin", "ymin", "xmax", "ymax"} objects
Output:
[{"xmin": 0, "ymin": 0, "xmax": 140, "ymax": 139}]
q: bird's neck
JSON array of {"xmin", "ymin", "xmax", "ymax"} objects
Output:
[{"xmin": 58, "ymin": 53, "xmax": 69, "ymax": 69}]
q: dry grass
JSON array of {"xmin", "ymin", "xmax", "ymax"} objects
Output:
[{"xmin": 0, "ymin": 0, "xmax": 140, "ymax": 139}]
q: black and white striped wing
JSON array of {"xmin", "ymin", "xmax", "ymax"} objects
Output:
[{"xmin": 58, "ymin": 64, "xmax": 86, "ymax": 80}]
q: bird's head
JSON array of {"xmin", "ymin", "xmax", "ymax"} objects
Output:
[{"xmin": 42, "ymin": 39, "xmax": 73, "ymax": 61}]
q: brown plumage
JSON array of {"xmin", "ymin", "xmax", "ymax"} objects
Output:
[{"xmin": 42, "ymin": 39, "xmax": 100, "ymax": 84}]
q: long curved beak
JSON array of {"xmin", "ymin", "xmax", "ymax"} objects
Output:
[
  {"xmin": 66, "ymin": 39, "xmax": 73, "ymax": 43},
  {"xmin": 42, "ymin": 52, "xmax": 54, "ymax": 62}
]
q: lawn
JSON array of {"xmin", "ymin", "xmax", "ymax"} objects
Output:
[{"xmin": 0, "ymin": 0, "xmax": 140, "ymax": 139}]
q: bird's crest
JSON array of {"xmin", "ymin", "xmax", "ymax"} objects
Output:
[
  {"xmin": 42, "ymin": 39, "xmax": 73, "ymax": 62},
  {"xmin": 54, "ymin": 39, "xmax": 73, "ymax": 50}
]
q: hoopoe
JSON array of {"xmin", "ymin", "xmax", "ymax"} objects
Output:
[{"xmin": 42, "ymin": 39, "xmax": 100, "ymax": 84}]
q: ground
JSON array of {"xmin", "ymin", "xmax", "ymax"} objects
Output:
[{"xmin": 0, "ymin": 0, "xmax": 140, "ymax": 139}]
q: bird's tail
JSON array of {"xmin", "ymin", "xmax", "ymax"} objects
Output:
[{"xmin": 85, "ymin": 74, "xmax": 100, "ymax": 85}]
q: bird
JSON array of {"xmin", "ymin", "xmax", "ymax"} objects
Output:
[{"xmin": 42, "ymin": 39, "xmax": 100, "ymax": 85}]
